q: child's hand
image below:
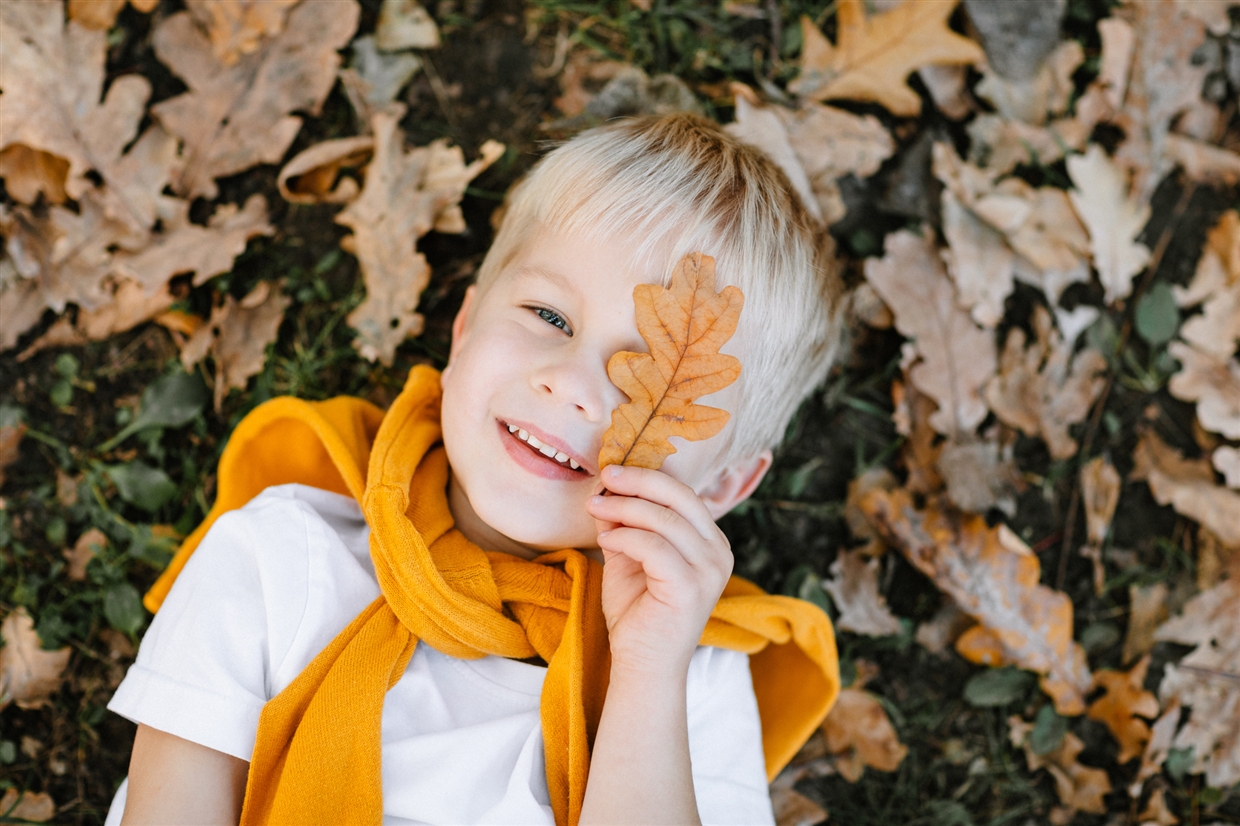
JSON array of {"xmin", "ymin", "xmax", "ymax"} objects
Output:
[{"xmin": 585, "ymin": 464, "xmax": 732, "ymax": 680}]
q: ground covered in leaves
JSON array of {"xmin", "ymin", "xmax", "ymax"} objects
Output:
[{"xmin": 2, "ymin": 0, "xmax": 1240, "ymax": 824}]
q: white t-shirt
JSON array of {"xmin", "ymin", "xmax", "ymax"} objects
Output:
[{"xmin": 106, "ymin": 484, "xmax": 775, "ymax": 825}]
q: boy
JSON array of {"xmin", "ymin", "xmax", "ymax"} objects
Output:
[{"xmin": 106, "ymin": 114, "xmax": 842, "ymax": 825}]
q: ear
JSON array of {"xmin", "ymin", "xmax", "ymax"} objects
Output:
[
  {"xmin": 442, "ymin": 285, "xmax": 476, "ymax": 382},
  {"xmin": 698, "ymin": 449, "xmax": 773, "ymax": 521}
]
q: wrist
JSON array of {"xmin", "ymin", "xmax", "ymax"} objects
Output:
[{"xmin": 608, "ymin": 654, "xmax": 692, "ymax": 690}]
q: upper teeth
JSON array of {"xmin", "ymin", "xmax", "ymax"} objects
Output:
[{"xmin": 507, "ymin": 424, "xmax": 580, "ymax": 469}]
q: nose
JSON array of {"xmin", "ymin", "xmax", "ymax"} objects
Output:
[{"xmin": 529, "ymin": 349, "xmax": 621, "ymax": 423}]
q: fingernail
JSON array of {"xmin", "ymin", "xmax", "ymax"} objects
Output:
[
  {"xmin": 606, "ymin": 465, "xmax": 621, "ymax": 477},
  {"xmin": 598, "ymin": 530, "xmax": 611, "ymax": 539},
  {"xmin": 589, "ymin": 495, "xmax": 604, "ymax": 505}
]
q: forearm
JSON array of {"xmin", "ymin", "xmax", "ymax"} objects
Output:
[
  {"xmin": 580, "ymin": 665, "xmax": 701, "ymax": 826},
  {"xmin": 121, "ymin": 724, "xmax": 248, "ymax": 826}
]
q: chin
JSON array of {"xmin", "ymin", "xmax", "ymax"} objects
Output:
[{"xmin": 482, "ymin": 507, "xmax": 596, "ymax": 554}]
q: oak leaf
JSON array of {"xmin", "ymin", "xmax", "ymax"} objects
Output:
[
  {"xmin": 821, "ymin": 687, "xmax": 908, "ymax": 781},
  {"xmin": 1130, "ymin": 430, "xmax": 1240, "ymax": 547},
  {"xmin": 184, "ymin": 0, "xmax": 300, "ymax": 67},
  {"xmin": 864, "ymin": 228, "xmax": 996, "ymax": 436},
  {"xmin": 332, "ymin": 106, "xmax": 504, "ymax": 364},
  {"xmin": 984, "ymin": 306, "xmax": 1108, "ymax": 460},
  {"xmin": 0, "ymin": 608, "xmax": 71, "ymax": 711},
  {"xmin": 788, "ymin": 0, "xmax": 984, "ymax": 117},
  {"xmin": 1067, "ymin": 145, "xmax": 1152, "ymax": 305},
  {"xmin": 1213, "ymin": 446, "xmax": 1240, "ymax": 488},
  {"xmin": 64, "ymin": 528, "xmax": 107, "ymax": 582},
  {"xmin": 0, "ymin": 789, "xmax": 55, "ymax": 823},
  {"xmin": 599, "ymin": 253, "xmax": 743, "ymax": 471},
  {"xmin": 1010, "ymin": 717, "xmax": 1112, "ymax": 818},
  {"xmin": 823, "ymin": 550, "xmax": 902, "ymax": 637},
  {"xmin": 1124, "ymin": 583, "xmax": 1170, "ymax": 665},
  {"xmin": 150, "ymin": 0, "xmax": 359, "ymax": 199},
  {"xmin": 1087, "ymin": 655, "xmax": 1160, "ymax": 763},
  {"xmin": 973, "ymin": 38, "xmax": 1083, "ymax": 126},
  {"xmin": 859, "ymin": 488, "xmax": 1093, "ymax": 714},
  {"xmin": 1154, "ymin": 577, "xmax": 1240, "ymax": 788},
  {"xmin": 68, "ymin": 0, "xmax": 158, "ymax": 30}
]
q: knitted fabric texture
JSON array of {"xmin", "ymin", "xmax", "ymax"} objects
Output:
[{"xmin": 146, "ymin": 365, "xmax": 840, "ymax": 825}]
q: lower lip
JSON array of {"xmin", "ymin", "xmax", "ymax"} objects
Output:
[{"xmin": 497, "ymin": 420, "xmax": 586, "ymax": 481}]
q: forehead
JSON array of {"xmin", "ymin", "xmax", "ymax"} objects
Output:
[{"xmin": 494, "ymin": 223, "xmax": 670, "ymax": 295}]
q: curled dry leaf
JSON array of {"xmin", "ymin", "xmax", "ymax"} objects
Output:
[
  {"xmin": 1154, "ymin": 577, "xmax": 1240, "ymax": 788},
  {"xmin": 823, "ymin": 550, "xmax": 902, "ymax": 637},
  {"xmin": 1081, "ymin": 455, "xmax": 1121, "ymax": 546},
  {"xmin": 181, "ymin": 280, "xmax": 291, "ymax": 411},
  {"xmin": 0, "ymin": 608, "xmax": 72, "ymax": 711},
  {"xmin": 788, "ymin": 0, "xmax": 984, "ymax": 117},
  {"xmin": 864, "ymin": 229, "xmax": 996, "ymax": 437},
  {"xmin": 335, "ymin": 106, "xmax": 504, "ymax": 364},
  {"xmin": 599, "ymin": 253, "xmax": 743, "ymax": 471},
  {"xmin": 1010, "ymin": 716, "xmax": 1112, "ymax": 818},
  {"xmin": 1087, "ymin": 655, "xmax": 1160, "ymax": 763},
  {"xmin": 1067, "ymin": 145, "xmax": 1152, "ymax": 305},
  {"xmin": 64, "ymin": 527, "xmax": 107, "ymax": 582},
  {"xmin": 1131, "ymin": 430, "xmax": 1240, "ymax": 548},
  {"xmin": 984, "ymin": 306, "xmax": 1107, "ymax": 461},
  {"xmin": 821, "ymin": 687, "xmax": 908, "ymax": 782},
  {"xmin": 151, "ymin": 0, "xmax": 359, "ymax": 199},
  {"xmin": 277, "ymin": 136, "xmax": 374, "ymax": 205},
  {"xmin": 860, "ymin": 488, "xmax": 1093, "ymax": 714},
  {"xmin": 0, "ymin": 788, "xmax": 56, "ymax": 823}
]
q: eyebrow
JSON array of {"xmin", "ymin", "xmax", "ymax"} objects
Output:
[{"xmin": 511, "ymin": 265, "xmax": 579, "ymax": 296}]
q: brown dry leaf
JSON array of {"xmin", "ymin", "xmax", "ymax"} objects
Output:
[
  {"xmin": 1010, "ymin": 717, "xmax": 1112, "ymax": 817},
  {"xmin": 974, "ymin": 40, "xmax": 1084, "ymax": 125},
  {"xmin": 1131, "ymin": 430, "xmax": 1240, "ymax": 547},
  {"xmin": 151, "ymin": 0, "xmax": 358, "ymax": 199},
  {"xmin": 181, "ymin": 281, "xmax": 291, "ymax": 411},
  {"xmin": 1139, "ymin": 787, "xmax": 1180, "ymax": 826},
  {"xmin": 891, "ymin": 376, "xmax": 944, "ymax": 495},
  {"xmin": 0, "ymin": 788, "xmax": 56, "ymax": 823},
  {"xmin": 1154, "ymin": 577, "xmax": 1240, "ymax": 788},
  {"xmin": 984, "ymin": 306, "xmax": 1107, "ymax": 460},
  {"xmin": 1124, "ymin": 582, "xmax": 1169, "ymax": 665},
  {"xmin": 1177, "ymin": 0, "xmax": 1236, "ymax": 34},
  {"xmin": 821, "ymin": 687, "xmax": 908, "ymax": 781},
  {"xmin": 551, "ymin": 51, "xmax": 627, "ymax": 119},
  {"xmin": 18, "ymin": 280, "xmax": 177, "ymax": 360},
  {"xmin": 917, "ymin": 63, "xmax": 973, "ymax": 120},
  {"xmin": 1067, "ymin": 144, "xmax": 1152, "ymax": 305},
  {"xmin": 769, "ymin": 765, "xmax": 829, "ymax": 826},
  {"xmin": 184, "ymin": 0, "xmax": 300, "ymax": 66},
  {"xmin": 335, "ymin": 106, "xmax": 503, "ymax": 364},
  {"xmin": 915, "ymin": 600, "xmax": 976, "ymax": 654},
  {"xmin": 0, "ymin": 608, "xmax": 72, "ymax": 711},
  {"xmin": 1081, "ymin": 455, "xmax": 1121, "ymax": 547},
  {"xmin": 823, "ymin": 550, "xmax": 902, "ymax": 636},
  {"xmin": 1111, "ymin": 0, "xmax": 1211, "ymax": 202},
  {"xmin": 864, "ymin": 229, "xmax": 996, "ymax": 437},
  {"xmin": 1087, "ymin": 655, "xmax": 1160, "ymax": 763},
  {"xmin": 55, "ymin": 470, "xmax": 79, "ymax": 508},
  {"xmin": 1213, "ymin": 446, "xmax": 1240, "ymax": 488},
  {"xmin": 68, "ymin": 0, "xmax": 158, "ymax": 30},
  {"xmin": 1167, "ymin": 134, "xmax": 1240, "ymax": 187},
  {"xmin": 1167, "ymin": 342, "xmax": 1240, "ymax": 440},
  {"xmin": 0, "ymin": 259, "xmax": 45, "ymax": 351},
  {"xmin": 0, "ymin": 418, "xmax": 25, "ymax": 489},
  {"xmin": 939, "ymin": 186, "xmax": 1015, "ymax": 328},
  {"xmin": 788, "ymin": 0, "xmax": 984, "ymax": 117},
  {"xmin": 965, "ymin": 113, "xmax": 1090, "ymax": 179},
  {"xmin": 277, "ymin": 136, "xmax": 374, "ymax": 205},
  {"xmin": 936, "ymin": 432, "xmax": 1021, "ymax": 516},
  {"xmin": 860, "ymin": 488, "xmax": 1093, "ymax": 714},
  {"xmin": 340, "ymin": 36, "xmax": 423, "ymax": 122},
  {"xmin": 1132, "ymin": 701, "xmax": 1181, "ymax": 795},
  {"xmin": 1174, "ymin": 211, "xmax": 1240, "ymax": 362},
  {"xmin": 844, "ymin": 467, "xmax": 897, "ymax": 557},
  {"xmin": 64, "ymin": 528, "xmax": 107, "ymax": 582},
  {"xmin": 0, "ymin": 144, "xmax": 70, "ymax": 205},
  {"xmin": 600, "ymin": 253, "xmax": 743, "ymax": 471},
  {"xmin": 375, "ymin": 0, "xmax": 440, "ymax": 50}
]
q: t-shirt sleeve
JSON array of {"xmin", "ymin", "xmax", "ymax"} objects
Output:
[
  {"xmin": 686, "ymin": 646, "xmax": 776, "ymax": 826},
  {"xmin": 106, "ymin": 492, "xmax": 316, "ymax": 761}
]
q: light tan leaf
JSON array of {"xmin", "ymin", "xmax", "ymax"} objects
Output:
[
  {"xmin": 936, "ymin": 433, "xmax": 1020, "ymax": 516},
  {"xmin": 0, "ymin": 608, "xmax": 71, "ymax": 711},
  {"xmin": 860, "ymin": 488, "xmax": 1093, "ymax": 714},
  {"xmin": 974, "ymin": 40, "xmax": 1083, "ymax": 125},
  {"xmin": 375, "ymin": 0, "xmax": 440, "ymax": 50},
  {"xmin": 151, "ymin": 0, "xmax": 359, "ymax": 199},
  {"xmin": 1132, "ymin": 701, "xmax": 1181, "ymax": 795},
  {"xmin": 0, "ymin": 419, "xmax": 25, "ymax": 489},
  {"xmin": 181, "ymin": 280, "xmax": 291, "ymax": 411},
  {"xmin": 18, "ymin": 279, "xmax": 176, "ymax": 360},
  {"xmin": 600, "ymin": 253, "xmax": 743, "ymax": 470},
  {"xmin": 1167, "ymin": 342, "xmax": 1240, "ymax": 440},
  {"xmin": 821, "ymin": 687, "xmax": 908, "ymax": 781},
  {"xmin": 917, "ymin": 63, "xmax": 972, "ymax": 119},
  {"xmin": 277, "ymin": 136, "xmax": 374, "ymax": 205},
  {"xmin": 55, "ymin": 470, "xmax": 79, "ymax": 508},
  {"xmin": 1088, "ymin": 655, "xmax": 1160, "ymax": 763},
  {"xmin": 1139, "ymin": 787, "xmax": 1180, "ymax": 826},
  {"xmin": 940, "ymin": 187, "xmax": 1015, "ymax": 328},
  {"xmin": 965, "ymin": 113, "xmax": 1090, "ymax": 178},
  {"xmin": 915, "ymin": 600, "xmax": 976, "ymax": 654},
  {"xmin": 339, "ymin": 36, "xmax": 423, "ymax": 121},
  {"xmin": 1010, "ymin": 718, "xmax": 1112, "ymax": 816},
  {"xmin": 185, "ymin": 0, "xmax": 300, "ymax": 67},
  {"xmin": 844, "ymin": 467, "xmax": 898, "ymax": 557},
  {"xmin": 1067, "ymin": 145, "xmax": 1152, "ymax": 305},
  {"xmin": 769, "ymin": 765, "xmax": 829, "ymax": 826},
  {"xmin": 1167, "ymin": 134, "xmax": 1240, "ymax": 187},
  {"xmin": 1176, "ymin": 0, "xmax": 1236, "ymax": 34},
  {"xmin": 68, "ymin": 0, "xmax": 158, "ymax": 30},
  {"xmin": 1154, "ymin": 577, "xmax": 1240, "ymax": 788},
  {"xmin": 1213, "ymin": 446, "xmax": 1240, "ymax": 488},
  {"xmin": 64, "ymin": 528, "xmax": 106, "ymax": 582},
  {"xmin": 789, "ymin": 0, "xmax": 983, "ymax": 117},
  {"xmin": 984, "ymin": 306, "xmax": 1107, "ymax": 460},
  {"xmin": 727, "ymin": 95, "xmax": 822, "ymax": 222},
  {"xmin": 0, "ymin": 144, "xmax": 69, "ymax": 205},
  {"xmin": 1131, "ymin": 430, "xmax": 1240, "ymax": 547},
  {"xmin": 823, "ymin": 550, "xmax": 902, "ymax": 636},
  {"xmin": 0, "ymin": 788, "xmax": 56, "ymax": 823},
  {"xmin": 1173, "ymin": 211, "xmax": 1240, "ymax": 361},
  {"xmin": 1096, "ymin": 17, "xmax": 1135, "ymax": 112},
  {"xmin": 864, "ymin": 229, "xmax": 997, "ymax": 436},
  {"xmin": 336, "ymin": 106, "xmax": 503, "ymax": 363},
  {"xmin": 0, "ymin": 259, "xmax": 45, "ymax": 351},
  {"xmin": 1081, "ymin": 456, "xmax": 1121, "ymax": 547}
]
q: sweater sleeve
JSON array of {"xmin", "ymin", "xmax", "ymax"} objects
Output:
[
  {"xmin": 687, "ymin": 646, "xmax": 777, "ymax": 826},
  {"xmin": 106, "ymin": 489, "xmax": 318, "ymax": 761}
]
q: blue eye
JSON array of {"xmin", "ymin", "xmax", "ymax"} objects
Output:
[{"xmin": 531, "ymin": 306, "xmax": 572, "ymax": 336}]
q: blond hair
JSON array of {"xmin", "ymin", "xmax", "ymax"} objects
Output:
[{"xmin": 474, "ymin": 114, "xmax": 843, "ymax": 471}]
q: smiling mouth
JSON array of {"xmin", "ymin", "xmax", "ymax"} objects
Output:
[{"xmin": 502, "ymin": 422, "xmax": 587, "ymax": 473}]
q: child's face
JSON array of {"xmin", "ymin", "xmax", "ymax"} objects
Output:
[{"xmin": 440, "ymin": 224, "xmax": 738, "ymax": 556}]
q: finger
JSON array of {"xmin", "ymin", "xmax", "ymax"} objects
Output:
[
  {"xmin": 598, "ymin": 465, "xmax": 718, "ymax": 537},
  {"xmin": 597, "ymin": 527, "xmax": 700, "ymax": 592},
  {"xmin": 587, "ymin": 494, "xmax": 723, "ymax": 572}
]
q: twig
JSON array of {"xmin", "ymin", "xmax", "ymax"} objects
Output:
[
  {"xmin": 1056, "ymin": 179, "xmax": 1198, "ymax": 591},
  {"xmin": 1176, "ymin": 664, "xmax": 1240, "ymax": 684},
  {"xmin": 420, "ymin": 55, "xmax": 461, "ymax": 136}
]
